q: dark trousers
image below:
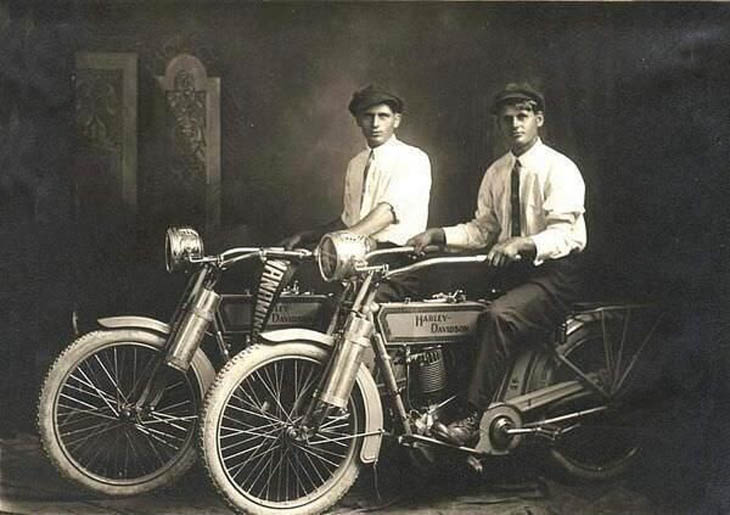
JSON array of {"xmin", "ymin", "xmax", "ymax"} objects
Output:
[
  {"xmin": 467, "ymin": 254, "xmax": 583, "ymax": 410},
  {"xmin": 373, "ymin": 241, "xmax": 421, "ymax": 303},
  {"xmin": 375, "ymin": 273, "xmax": 420, "ymax": 302}
]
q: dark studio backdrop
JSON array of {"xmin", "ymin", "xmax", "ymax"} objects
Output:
[{"xmin": 1, "ymin": 0, "xmax": 729, "ymax": 507}]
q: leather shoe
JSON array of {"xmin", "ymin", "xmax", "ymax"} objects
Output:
[{"xmin": 431, "ymin": 411, "xmax": 481, "ymax": 447}]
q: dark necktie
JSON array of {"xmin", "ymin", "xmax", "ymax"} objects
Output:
[
  {"xmin": 511, "ymin": 158, "xmax": 521, "ymax": 237},
  {"xmin": 361, "ymin": 150, "xmax": 375, "ymax": 209}
]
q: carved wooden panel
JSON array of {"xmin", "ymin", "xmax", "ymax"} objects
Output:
[
  {"xmin": 156, "ymin": 54, "xmax": 221, "ymax": 237},
  {"xmin": 73, "ymin": 52, "xmax": 138, "ymax": 229}
]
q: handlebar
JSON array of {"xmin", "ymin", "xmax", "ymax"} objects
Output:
[
  {"xmin": 383, "ymin": 254, "xmax": 488, "ymax": 280},
  {"xmin": 363, "ymin": 244, "xmax": 442, "ymax": 261},
  {"xmin": 190, "ymin": 247, "xmax": 314, "ymax": 270},
  {"xmin": 355, "ymin": 244, "xmax": 489, "ymax": 279}
]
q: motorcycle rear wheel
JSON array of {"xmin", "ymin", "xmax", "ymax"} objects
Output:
[
  {"xmin": 544, "ymin": 314, "xmax": 643, "ymax": 481},
  {"xmin": 547, "ymin": 402, "xmax": 639, "ymax": 481},
  {"xmin": 199, "ymin": 342, "xmax": 364, "ymax": 515},
  {"xmin": 37, "ymin": 329, "xmax": 215, "ymax": 495}
]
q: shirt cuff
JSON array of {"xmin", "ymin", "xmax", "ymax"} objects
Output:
[
  {"xmin": 443, "ymin": 225, "xmax": 468, "ymax": 247},
  {"xmin": 529, "ymin": 232, "xmax": 553, "ymax": 266},
  {"xmin": 382, "ymin": 202, "xmax": 399, "ymax": 224}
]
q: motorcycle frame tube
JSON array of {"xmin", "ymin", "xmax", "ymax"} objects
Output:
[
  {"xmin": 372, "ymin": 333, "xmax": 412, "ymax": 435},
  {"xmin": 259, "ymin": 328, "xmax": 384, "ymax": 463},
  {"xmin": 168, "ymin": 266, "xmax": 212, "ymax": 335}
]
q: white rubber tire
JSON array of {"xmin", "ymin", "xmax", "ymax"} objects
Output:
[{"xmin": 37, "ymin": 329, "xmax": 215, "ymax": 496}]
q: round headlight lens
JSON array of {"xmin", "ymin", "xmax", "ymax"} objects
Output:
[
  {"xmin": 318, "ymin": 235, "xmax": 338, "ymax": 282},
  {"xmin": 316, "ymin": 231, "xmax": 374, "ymax": 282},
  {"xmin": 165, "ymin": 226, "xmax": 204, "ymax": 273}
]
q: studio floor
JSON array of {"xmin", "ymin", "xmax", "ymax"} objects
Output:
[{"xmin": 1, "ymin": 429, "xmax": 710, "ymax": 515}]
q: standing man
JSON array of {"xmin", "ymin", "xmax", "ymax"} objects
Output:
[
  {"xmin": 408, "ymin": 83, "xmax": 587, "ymax": 446},
  {"xmin": 282, "ymin": 84, "xmax": 432, "ymax": 299}
]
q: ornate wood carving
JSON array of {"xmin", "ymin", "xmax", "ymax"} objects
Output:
[
  {"xmin": 74, "ymin": 52, "xmax": 138, "ymax": 225},
  {"xmin": 157, "ymin": 54, "xmax": 220, "ymax": 237}
]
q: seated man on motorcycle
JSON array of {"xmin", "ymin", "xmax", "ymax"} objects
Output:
[
  {"xmin": 281, "ymin": 84, "xmax": 432, "ymax": 301},
  {"xmin": 407, "ymin": 83, "xmax": 586, "ymax": 447}
]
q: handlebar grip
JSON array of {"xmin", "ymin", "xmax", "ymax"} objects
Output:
[{"xmin": 421, "ymin": 245, "xmax": 443, "ymax": 255}]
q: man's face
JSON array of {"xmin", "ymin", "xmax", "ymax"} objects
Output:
[
  {"xmin": 356, "ymin": 103, "xmax": 401, "ymax": 148},
  {"xmin": 497, "ymin": 104, "xmax": 544, "ymax": 155}
]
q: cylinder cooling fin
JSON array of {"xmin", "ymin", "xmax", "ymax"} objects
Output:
[{"xmin": 414, "ymin": 347, "xmax": 447, "ymax": 395}]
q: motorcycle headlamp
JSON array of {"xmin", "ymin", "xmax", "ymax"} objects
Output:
[
  {"xmin": 316, "ymin": 231, "xmax": 376, "ymax": 282},
  {"xmin": 165, "ymin": 226, "xmax": 205, "ymax": 273}
]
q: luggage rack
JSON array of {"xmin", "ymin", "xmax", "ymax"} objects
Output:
[{"xmin": 557, "ymin": 302, "xmax": 665, "ymax": 400}]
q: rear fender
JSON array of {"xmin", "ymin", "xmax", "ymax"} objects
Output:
[{"xmin": 260, "ymin": 328, "xmax": 383, "ymax": 464}]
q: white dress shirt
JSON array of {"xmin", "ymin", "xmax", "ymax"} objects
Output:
[
  {"xmin": 442, "ymin": 138, "xmax": 586, "ymax": 265},
  {"xmin": 341, "ymin": 135, "xmax": 431, "ymax": 245}
]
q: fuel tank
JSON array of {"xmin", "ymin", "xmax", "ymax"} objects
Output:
[{"xmin": 375, "ymin": 299, "xmax": 487, "ymax": 345}]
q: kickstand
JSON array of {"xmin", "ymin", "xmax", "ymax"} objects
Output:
[{"xmin": 372, "ymin": 460, "xmax": 382, "ymax": 503}]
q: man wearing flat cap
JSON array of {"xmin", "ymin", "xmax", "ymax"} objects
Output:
[
  {"xmin": 282, "ymin": 84, "xmax": 432, "ymax": 299},
  {"xmin": 408, "ymin": 82, "xmax": 587, "ymax": 447}
]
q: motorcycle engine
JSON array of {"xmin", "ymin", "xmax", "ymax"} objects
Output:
[{"xmin": 411, "ymin": 346, "xmax": 448, "ymax": 405}]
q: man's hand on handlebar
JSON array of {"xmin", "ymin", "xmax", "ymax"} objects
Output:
[
  {"xmin": 279, "ymin": 230, "xmax": 318, "ymax": 251},
  {"xmin": 486, "ymin": 237, "xmax": 535, "ymax": 267},
  {"xmin": 406, "ymin": 228, "xmax": 446, "ymax": 255}
]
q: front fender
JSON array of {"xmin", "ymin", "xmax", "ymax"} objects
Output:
[
  {"xmin": 259, "ymin": 327, "xmax": 334, "ymax": 347},
  {"xmin": 94, "ymin": 316, "xmax": 214, "ymax": 388},
  {"xmin": 98, "ymin": 315, "xmax": 171, "ymax": 335},
  {"xmin": 260, "ymin": 329, "xmax": 383, "ymax": 464}
]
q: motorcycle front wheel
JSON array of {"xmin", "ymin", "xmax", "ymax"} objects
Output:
[
  {"xmin": 37, "ymin": 329, "xmax": 215, "ymax": 495},
  {"xmin": 200, "ymin": 342, "xmax": 365, "ymax": 515}
]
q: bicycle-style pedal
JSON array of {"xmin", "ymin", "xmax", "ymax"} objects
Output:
[{"xmin": 466, "ymin": 454, "xmax": 484, "ymax": 474}]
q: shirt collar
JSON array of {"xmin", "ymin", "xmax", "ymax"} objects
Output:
[
  {"xmin": 510, "ymin": 137, "xmax": 542, "ymax": 167},
  {"xmin": 367, "ymin": 134, "xmax": 399, "ymax": 155}
]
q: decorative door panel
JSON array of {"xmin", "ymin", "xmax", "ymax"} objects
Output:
[
  {"xmin": 152, "ymin": 54, "xmax": 220, "ymax": 238},
  {"xmin": 73, "ymin": 52, "xmax": 138, "ymax": 232}
]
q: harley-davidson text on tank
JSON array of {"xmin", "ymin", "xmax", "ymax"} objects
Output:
[
  {"xmin": 376, "ymin": 301, "xmax": 486, "ymax": 344},
  {"xmin": 218, "ymin": 295, "xmax": 328, "ymax": 332}
]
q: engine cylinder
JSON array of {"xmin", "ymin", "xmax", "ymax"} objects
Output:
[{"xmin": 415, "ymin": 347, "xmax": 447, "ymax": 398}]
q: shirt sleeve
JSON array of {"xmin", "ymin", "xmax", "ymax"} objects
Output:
[
  {"xmin": 378, "ymin": 149, "xmax": 431, "ymax": 225},
  {"xmin": 443, "ymin": 167, "xmax": 501, "ymax": 249},
  {"xmin": 529, "ymin": 158, "xmax": 586, "ymax": 264}
]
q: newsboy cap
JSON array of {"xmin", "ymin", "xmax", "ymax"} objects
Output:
[
  {"xmin": 348, "ymin": 85, "xmax": 404, "ymax": 116},
  {"xmin": 491, "ymin": 83, "xmax": 545, "ymax": 114}
]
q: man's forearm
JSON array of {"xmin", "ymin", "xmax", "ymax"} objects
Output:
[{"xmin": 348, "ymin": 203, "xmax": 395, "ymax": 237}]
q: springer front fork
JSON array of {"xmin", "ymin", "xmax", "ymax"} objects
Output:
[
  {"xmin": 298, "ymin": 312, "xmax": 376, "ymax": 433},
  {"xmin": 298, "ymin": 273, "xmax": 405, "ymax": 434},
  {"xmin": 299, "ymin": 317, "xmax": 412, "ymax": 437},
  {"xmin": 134, "ymin": 277, "xmax": 222, "ymax": 413}
]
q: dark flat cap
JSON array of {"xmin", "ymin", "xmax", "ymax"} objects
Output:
[
  {"xmin": 348, "ymin": 85, "xmax": 404, "ymax": 116},
  {"xmin": 491, "ymin": 83, "xmax": 545, "ymax": 114}
]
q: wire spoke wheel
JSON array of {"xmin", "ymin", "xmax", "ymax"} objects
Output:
[
  {"xmin": 549, "ymin": 407, "xmax": 639, "ymax": 478},
  {"xmin": 38, "ymin": 329, "xmax": 214, "ymax": 495},
  {"xmin": 542, "ymin": 307, "xmax": 661, "ymax": 480},
  {"xmin": 201, "ymin": 343, "xmax": 364, "ymax": 515}
]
